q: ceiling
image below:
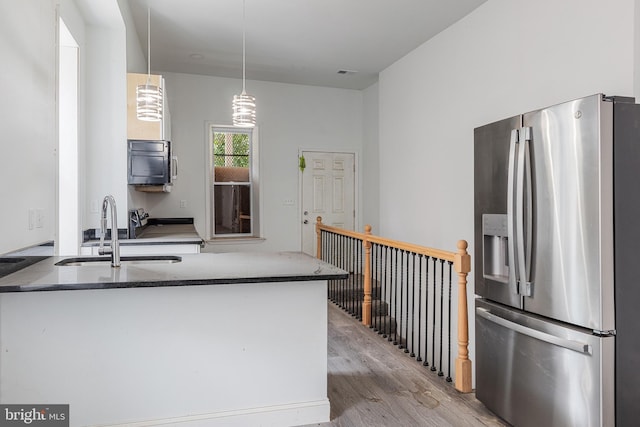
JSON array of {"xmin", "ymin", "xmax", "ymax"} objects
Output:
[{"xmin": 126, "ymin": 0, "xmax": 486, "ymax": 90}]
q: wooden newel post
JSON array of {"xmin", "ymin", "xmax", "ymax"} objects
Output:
[
  {"xmin": 362, "ymin": 225, "xmax": 373, "ymax": 326},
  {"xmin": 454, "ymin": 240, "xmax": 472, "ymax": 393},
  {"xmin": 315, "ymin": 217, "xmax": 323, "ymax": 259}
]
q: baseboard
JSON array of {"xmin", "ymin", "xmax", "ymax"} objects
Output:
[{"xmin": 102, "ymin": 399, "xmax": 331, "ymax": 427}]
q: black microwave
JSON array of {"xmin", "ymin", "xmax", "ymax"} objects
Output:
[{"xmin": 127, "ymin": 140, "xmax": 172, "ymax": 185}]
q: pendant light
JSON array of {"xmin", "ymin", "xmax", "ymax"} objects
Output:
[
  {"xmin": 232, "ymin": 0, "xmax": 256, "ymax": 127},
  {"xmin": 136, "ymin": 7, "xmax": 163, "ymax": 122}
]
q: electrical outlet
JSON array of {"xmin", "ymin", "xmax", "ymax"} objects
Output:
[{"xmin": 180, "ymin": 200, "xmax": 187, "ymax": 208}]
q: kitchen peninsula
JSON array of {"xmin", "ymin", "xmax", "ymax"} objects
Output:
[{"xmin": 0, "ymin": 252, "xmax": 346, "ymax": 426}]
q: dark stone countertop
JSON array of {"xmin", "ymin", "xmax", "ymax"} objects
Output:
[
  {"xmin": 0, "ymin": 256, "xmax": 50, "ymax": 280},
  {"xmin": 0, "ymin": 251, "xmax": 348, "ymax": 293}
]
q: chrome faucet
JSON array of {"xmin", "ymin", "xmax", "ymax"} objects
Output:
[{"xmin": 98, "ymin": 195, "xmax": 120, "ymax": 267}]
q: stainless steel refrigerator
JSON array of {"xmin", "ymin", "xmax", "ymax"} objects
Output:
[{"xmin": 474, "ymin": 94, "xmax": 640, "ymax": 427}]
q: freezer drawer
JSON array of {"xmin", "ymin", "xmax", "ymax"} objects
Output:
[{"xmin": 475, "ymin": 299, "xmax": 614, "ymax": 427}]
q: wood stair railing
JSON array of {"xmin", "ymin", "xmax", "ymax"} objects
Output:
[{"xmin": 316, "ymin": 217, "xmax": 472, "ymax": 393}]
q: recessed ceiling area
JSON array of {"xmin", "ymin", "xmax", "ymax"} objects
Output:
[{"xmin": 126, "ymin": 0, "xmax": 486, "ymax": 90}]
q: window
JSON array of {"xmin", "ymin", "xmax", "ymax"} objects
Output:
[{"xmin": 208, "ymin": 126, "xmax": 260, "ymax": 239}]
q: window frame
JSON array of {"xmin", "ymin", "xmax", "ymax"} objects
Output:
[{"xmin": 205, "ymin": 124, "xmax": 261, "ymax": 241}]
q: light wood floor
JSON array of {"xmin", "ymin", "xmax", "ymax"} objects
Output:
[{"xmin": 301, "ymin": 301, "xmax": 509, "ymax": 427}]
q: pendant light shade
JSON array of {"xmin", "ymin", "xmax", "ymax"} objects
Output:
[
  {"xmin": 232, "ymin": 92, "xmax": 256, "ymax": 127},
  {"xmin": 137, "ymin": 82, "xmax": 163, "ymax": 121},
  {"xmin": 137, "ymin": 8, "xmax": 163, "ymax": 122},
  {"xmin": 233, "ymin": 0, "xmax": 255, "ymax": 127}
]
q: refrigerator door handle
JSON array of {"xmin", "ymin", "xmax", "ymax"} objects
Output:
[
  {"xmin": 507, "ymin": 129, "xmax": 519, "ymax": 294},
  {"xmin": 518, "ymin": 127, "xmax": 533, "ymax": 296},
  {"xmin": 476, "ymin": 307, "xmax": 592, "ymax": 355}
]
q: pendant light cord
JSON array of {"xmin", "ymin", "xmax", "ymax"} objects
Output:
[
  {"xmin": 232, "ymin": 0, "xmax": 255, "ymax": 127},
  {"xmin": 137, "ymin": 6, "xmax": 162, "ymax": 121},
  {"xmin": 147, "ymin": 8, "xmax": 151, "ymax": 80},
  {"xmin": 242, "ymin": 0, "xmax": 246, "ymax": 94}
]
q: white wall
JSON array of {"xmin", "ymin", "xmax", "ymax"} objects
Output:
[
  {"xmin": 58, "ymin": 20, "xmax": 80, "ymax": 256},
  {"xmin": 58, "ymin": 0, "xmax": 88, "ymax": 258},
  {"xmin": 59, "ymin": 0, "xmax": 129, "ymax": 247},
  {"xmin": 144, "ymin": 72, "xmax": 364, "ymax": 252},
  {"xmin": 83, "ymin": 22, "xmax": 128, "ymax": 231},
  {"xmin": 0, "ymin": 0, "xmax": 130, "ymax": 254},
  {"xmin": 117, "ymin": 0, "xmax": 146, "ymax": 74},
  {"xmin": 73, "ymin": 0, "xmax": 129, "ymax": 232},
  {"xmin": 0, "ymin": 0, "xmax": 57, "ymax": 254},
  {"xmin": 378, "ymin": 0, "xmax": 636, "ymax": 385},
  {"xmin": 362, "ymin": 83, "xmax": 379, "ymax": 232},
  {"xmin": 117, "ymin": 0, "xmax": 149, "ymax": 214}
]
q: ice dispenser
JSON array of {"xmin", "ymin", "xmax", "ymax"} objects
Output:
[{"xmin": 482, "ymin": 214, "xmax": 509, "ymax": 283}]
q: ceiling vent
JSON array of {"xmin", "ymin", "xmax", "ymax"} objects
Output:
[{"xmin": 337, "ymin": 69, "xmax": 358, "ymax": 75}]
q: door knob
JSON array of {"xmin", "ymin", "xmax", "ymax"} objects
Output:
[
  {"xmin": 304, "ymin": 211, "xmax": 309, "ymax": 215},
  {"xmin": 303, "ymin": 219, "xmax": 309, "ymax": 224}
]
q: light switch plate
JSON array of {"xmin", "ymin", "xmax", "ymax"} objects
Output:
[
  {"xmin": 28, "ymin": 209, "xmax": 35, "ymax": 230},
  {"xmin": 36, "ymin": 209, "xmax": 44, "ymax": 228}
]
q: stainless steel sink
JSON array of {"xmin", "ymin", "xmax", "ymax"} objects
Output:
[{"xmin": 55, "ymin": 255, "xmax": 182, "ymax": 267}]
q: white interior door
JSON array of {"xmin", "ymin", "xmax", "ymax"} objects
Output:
[{"xmin": 301, "ymin": 151, "xmax": 355, "ymax": 255}]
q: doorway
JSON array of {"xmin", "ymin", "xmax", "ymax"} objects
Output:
[{"xmin": 300, "ymin": 151, "xmax": 356, "ymax": 255}]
